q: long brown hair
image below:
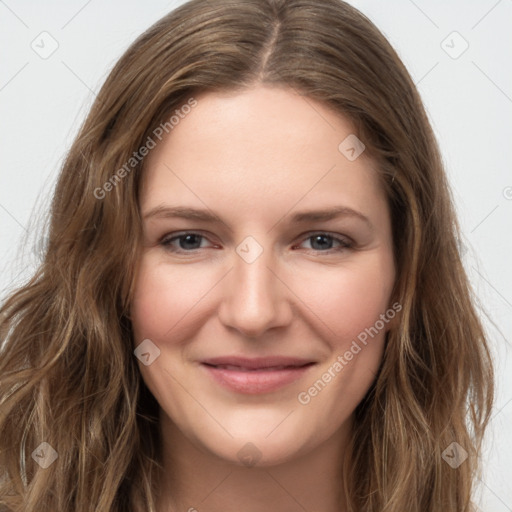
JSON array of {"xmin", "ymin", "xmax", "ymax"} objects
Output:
[{"xmin": 0, "ymin": 0, "xmax": 494, "ymax": 510}]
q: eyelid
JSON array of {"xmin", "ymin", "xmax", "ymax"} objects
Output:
[
  {"xmin": 159, "ymin": 230, "xmax": 354, "ymax": 254},
  {"xmin": 160, "ymin": 230, "xmax": 218, "ymax": 248},
  {"xmin": 292, "ymin": 231, "xmax": 353, "ymax": 252}
]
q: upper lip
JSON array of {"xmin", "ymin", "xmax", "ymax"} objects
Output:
[{"xmin": 200, "ymin": 356, "xmax": 315, "ymax": 370}]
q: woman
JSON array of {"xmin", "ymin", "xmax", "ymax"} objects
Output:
[{"xmin": 0, "ymin": 0, "xmax": 494, "ymax": 510}]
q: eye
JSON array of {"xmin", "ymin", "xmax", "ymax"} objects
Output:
[
  {"xmin": 160, "ymin": 232, "xmax": 215, "ymax": 252},
  {"xmin": 295, "ymin": 232, "xmax": 353, "ymax": 253},
  {"xmin": 159, "ymin": 231, "xmax": 353, "ymax": 254}
]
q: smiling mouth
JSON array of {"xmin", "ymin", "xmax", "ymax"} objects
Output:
[
  {"xmin": 200, "ymin": 360, "xmax": 316, "ymax": 394},
  {"xmin": 203, "ymin": 363, "xmax": 315, "ymax": 372}
]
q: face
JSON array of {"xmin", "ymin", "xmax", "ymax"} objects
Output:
[{"xmin": 131, "ymin": 85, "xmax": 396, "ymax": 467}]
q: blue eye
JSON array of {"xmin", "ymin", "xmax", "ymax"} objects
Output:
[
  {"xmin": 159, "ymin": 231, "xmax": 352, "ymax": 254},
  {"xmin": 299, "ymin": 233, "xmax": 352, "ymax": 252},
  {"xmin": 161, "ymin": 232, "xmax": 211, "ymax": 251}
]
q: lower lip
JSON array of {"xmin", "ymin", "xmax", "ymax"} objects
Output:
[{"xmin": 201, "ymin": 364, "xmax": 315, "ymax": 394}]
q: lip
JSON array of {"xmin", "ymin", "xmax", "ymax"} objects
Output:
[{"xmin": 200, "ymin": 356, "xmax": 316, "ymax": 394}]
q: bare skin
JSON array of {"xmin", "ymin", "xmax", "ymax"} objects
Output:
[{"xmin": 130, "ymin": 85, "xmax": 396, "ymax": 512}]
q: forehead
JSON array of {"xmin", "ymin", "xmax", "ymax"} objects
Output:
[{"xmin": 140, "ymin": 85, "xmax": 388, "ymax": 225}]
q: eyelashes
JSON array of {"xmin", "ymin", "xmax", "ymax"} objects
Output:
[
  {"xmin": 159, "ymin": 231, "xmax": 354, "ymax": 255},
  {"xmin": 161, "ymin": 232, "xmax": 213, "ymax": 253}
]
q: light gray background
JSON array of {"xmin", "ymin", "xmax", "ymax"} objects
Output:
[{"xmin": 1, "ymin": 1, "xmax": 511, "ymax": 509}]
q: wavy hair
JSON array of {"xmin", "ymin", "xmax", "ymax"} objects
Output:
[{"xmin": 0, "ymin": 0, "xmax": 494, "ymax": 510}]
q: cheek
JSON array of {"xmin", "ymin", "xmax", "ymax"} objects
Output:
[
  {"xmin": 291, "ymin": 258, "xmax": 394, "ymax": 429},
  {"xmin": 290, "ymin": 254, "xmax": 395, "ymax": 346},
  {"xmin": 130, "ymin": 255, "xmax": 215, "ymax": 344},
  {"xmin": 130, "ymin": 256, "xmax": 214, "ymax": 409}
]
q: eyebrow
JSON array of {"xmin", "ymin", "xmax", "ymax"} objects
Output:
[{"xmin": 143, "ymin": 205, "xmax": 373, "ymax": 229}]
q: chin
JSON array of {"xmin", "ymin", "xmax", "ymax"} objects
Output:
[{"xmin": 184, "ymin": 417, "xmax": 318, "ymax": 468}]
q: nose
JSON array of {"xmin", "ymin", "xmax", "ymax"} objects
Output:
[{"xmin": 217, "ymin": 244, "xmax": 293, "ymax": 338}]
